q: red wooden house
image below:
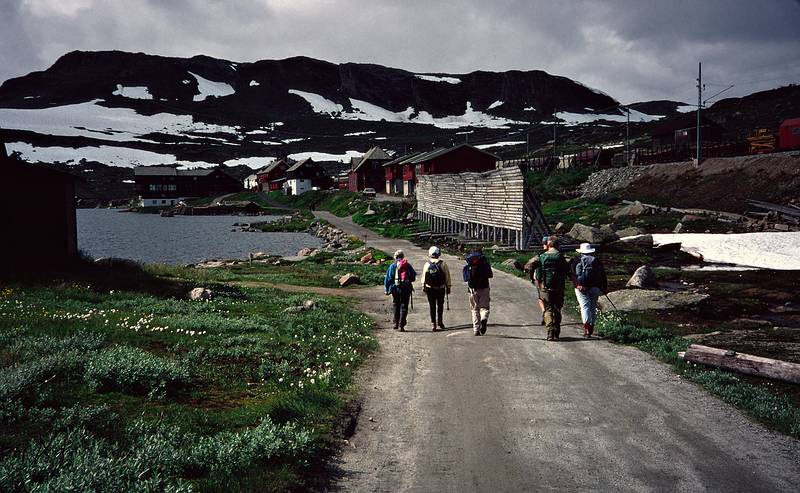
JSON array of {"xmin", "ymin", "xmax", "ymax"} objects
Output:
[
  {"xmin": 256, "ymin": 159, "xmax": 288, "ymax": 192},
  {"xmin": 348, "ymin": 147, "xmax": 391, "ymax": 192},
  {"xmin": 401, "ymin": 144, "xmax": 498, "ymax": 196},
  {"xmin": 383, "ymin": 152, "xmax": 422, "ymax": 195}
]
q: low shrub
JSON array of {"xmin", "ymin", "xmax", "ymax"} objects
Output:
[{"xmin": 84, "ymin": 346, "xmax": 190, "ymax": 399}]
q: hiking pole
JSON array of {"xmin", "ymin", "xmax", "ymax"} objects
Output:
[
  {"xmin": 603, "ymin": 293, "xmax": 618, "ymax": 311},
  {"xmin": 446, "ymin": 293, "xmax": 450, "ymax": 311}
]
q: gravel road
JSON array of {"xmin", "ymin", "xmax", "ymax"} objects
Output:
[{"xmin": 314, "ymin": 212, "xmax": 800, "ymax": 493}]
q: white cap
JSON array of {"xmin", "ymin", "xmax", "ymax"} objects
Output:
[{"xmin": 428, "ymin": 246, "xmax": 441, "ymax": 257}]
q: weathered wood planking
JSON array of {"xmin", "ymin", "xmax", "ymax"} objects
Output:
[{"xmin": 417, "ymin": 168, "xmax": 526, "ymax": 230}]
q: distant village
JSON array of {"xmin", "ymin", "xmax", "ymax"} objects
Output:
[{"xmin": 133, "ymin": 143, "xmax": 499, "ymax": 208}]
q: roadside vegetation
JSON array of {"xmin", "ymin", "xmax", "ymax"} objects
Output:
[
  {"xmin": 150, "ymin": 248, "xmax": 389, "ymax": 289},
  {"xmin": 0, "ymin": 259, "xmax": 381, "ymax": 492}
]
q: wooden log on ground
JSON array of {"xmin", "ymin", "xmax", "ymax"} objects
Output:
[{"xmin": 679, "ymin": 344, "xmax": 800, "ymax": 385}]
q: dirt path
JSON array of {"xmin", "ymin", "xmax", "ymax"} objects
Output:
[{"xmin": 314, "ymin": 212, "xmax": 800, "ymax": 492}]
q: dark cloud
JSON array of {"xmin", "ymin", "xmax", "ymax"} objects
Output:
[{"xmin": 2, "ymin": 0, "xmax": 798, "ymax": 103}]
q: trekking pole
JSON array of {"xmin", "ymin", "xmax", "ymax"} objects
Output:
[
  {"xmin": 603, "ymin": 294, "xmax": 618, "ymax": 311},
  {"xmin": 446, "ymin": 293, "xmax": 450, "ymax": 311}
]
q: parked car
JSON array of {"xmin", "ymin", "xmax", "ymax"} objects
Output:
[{"xmin": 362, "ymin": 187, "xmax": 376, "ymax": 198}]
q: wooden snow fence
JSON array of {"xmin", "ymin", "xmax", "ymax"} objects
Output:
[
  {"xmin": 416, "ymin": 167, "xmax": 550, "ymax": 250},
  {"xmin": 679, "ymin": 344, "xmax": 800, "ymax": 385}
]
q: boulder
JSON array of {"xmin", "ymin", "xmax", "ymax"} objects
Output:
[
  {"xmin": 615, "ymin": 227, "xmax": 646, "ymax": 238},
  {"xmin": 681, "ymin": 214, "xmax": 704, "ymax": 223},
  {"xmin": 605, "ymin": 234, "xmax": 654, "ymax": 253},
  {"xmin": 612, "ymin": 201, "xmax": 647, "ymax": 218},
  {"xmin": 673, "ymin": 222, "xmax": 685, "ymax": 234},
  {"xmin": 302, "ymin": 299, "xmax": 316, "ymax": 310},
  {"xmin": 297, "ymin": 247, "xmax": 316, "ymax": 257},
  {"xmin": 189, "ymin": 287, "xmax": 213, "ymax": 301},
  {"xmin": 502, "ymin": 258, "xmax": 523, "ymax": 271},
  {"xmin": 626, "ymin": 265, "xmax": 659, "ymax": 289},
  {"xmin": 406, "ymin": 212, "xmax": 415, "ymax": 220},
  {"xmin": 567, "ymin": 223, "xmax": 617, "ymax": 244},
  {"xmin": 363, "ymin": 208, "xmax": 377, "ymax": 216},
  {"xmin": 284, "ymin": 299, "xmax": 317, "ymax": 313},
  {"xmin": 339, "ymin": 273, "xmax": 362, "ymax": 287},
  {"xmin": 604, "ymin": 289, "xmax": 709, "ymax": 312},
  {"xmin": 553, "ymin": 222, "xmax": 566, "ymax": 234},
  {"xmin": 251, "ymin": 251, "xmax": 269, "ymax": 260},
  {"xmin": 599, "ymin": 225, "xmax": 619, "ymax": 242},
  {"xmin": 360, "ymin": 252, "xmax": 374, "ymax": 264}
]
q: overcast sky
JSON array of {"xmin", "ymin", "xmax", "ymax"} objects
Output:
[{"xmin": 1, "ymin": 0, "xmax": 798, "ymax": 103}]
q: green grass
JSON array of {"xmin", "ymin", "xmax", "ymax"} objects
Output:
[
  {"xmin": 594, "ymin": 311, "xmax": 800, "ymax": 438},
  {"xmin": 541, "ymin": 198, "xmax": 612, "ymax": 229},
  {"xmin": 0, "ymin": 261, "xmax": 378, "ymax": 491},
  {"xmin": 525, "ymin": 166, "xmax": 599, "ymax": 201},
  {"xmin": 146, "ymin": 248, "xmax": 388, "ymax": 288},
  {"xmin": 251, "ymin": 211, "xmax": 316, "ymax": 232}
]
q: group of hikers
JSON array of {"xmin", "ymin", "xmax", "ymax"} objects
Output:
[{"xmin": 383, "ymin": 236, "xmax": 607, "ymax": 340}]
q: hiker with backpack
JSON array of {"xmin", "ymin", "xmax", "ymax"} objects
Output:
[
  {"xmin": 534, "ymin": 236, "xmax": 570, "ymax": 341},
  {"xmin": 384, "ymin": 249, "xmax": 417, "ymax": 332},
  {"xmin": 463, "ymin": 247, "xmax": 493, "ymax": 336},
  {"xmin": 421, "ymin": 246, "xmax": 451, "ymax": 332},
  {"xmin": 524, "ymin": 235, "xmax": 551, "ymax": 327},
  {"xmin": 570, "ymin": 243, "xmax": 608, "ymax": 338}
]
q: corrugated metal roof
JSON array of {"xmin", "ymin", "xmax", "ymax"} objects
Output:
[
  {"xmin": 409, "ymin": 144, "xmax": 500, "ymax": 164},
  {"xmin": 286, "ymin": 158, "xmax": 311, "ymax": 173},
  {"xmin": 382, "ymin": 151, "xmax": 423, "ymax": 167},
  {"xmin": 352, "ymin": 146, "xmax": 390, "ymax": 171},
  {"xmin": 178, "ymin": 169, "xmax": 216, "ymax": 176},
  {"xmin": 134, "ymin": 166, "xmax": 178, "ymax": 176}
]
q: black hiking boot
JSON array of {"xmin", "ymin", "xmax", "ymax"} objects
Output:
[{"xmin": 480, "ymin": 319, "xmax": 487, "ymax": 335}]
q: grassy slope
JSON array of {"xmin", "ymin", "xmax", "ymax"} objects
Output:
[{"xmin": 0, "ymin": 257, "xmax": 386, "ymax": 492}]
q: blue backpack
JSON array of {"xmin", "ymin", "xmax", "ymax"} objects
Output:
[{"xmin": 575, "ymin": 255, "xmax": 596, "ymax": 286}]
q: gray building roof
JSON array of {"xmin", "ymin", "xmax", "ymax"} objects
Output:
[
  {"xmin": 352, "ymin": 146, "xmax": 390, "ymax": 171},
  {"xmin": 409, "ymin": 144, "xmax": 499, "ymax": 164}
]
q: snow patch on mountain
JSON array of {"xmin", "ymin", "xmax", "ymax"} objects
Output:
[
  {"xmin": 112, "ymin": 84, "xmax": 153, "ymax": 100},
  {"xmin": 289, "ymin": 89, "xmax": 523, "ymax": 129},
  {"xmin": 249, "ymin": 80, "xmax": 260, "ymax": 86},
  {"xmin": 6, "ymin": 141, "xmax": 174, "ymax": 167},
  {"xmin": 488, "ymin": 101, "xmax": 504, "ymax": 110},
  {"xmin": 288, "ymin": 89, "xmax": 343, "ymax": 115},
  {"xmin": 189, "ymin": 72, "xmax": 235, "ymax": 102},
  {"xmin": 415, "ymin": 74, "xmax": 461, "ymax": 84},
  {"xmin": 288, "ymin": 150, "xmax": 363, "ymax": 163},
  {"xmin": 223, "ymin": 156, "xmax": 277, "ymax": 169},
  {"xmin": 556, "ymin": 109, "xmax": 662, "ymax": 125},
  {"xmin": 677, "ymin": 104, "xmax": 696, "ymax": 113},
  {"xmin": 0, "ymin": 100, "xmax": 239, "ymax": 143},
  {"xmin": 475, "ymin": 141, "xmax": 525, "ymax": 149},
  {"xmin": 344, "ymin": 131, "xmax": 376, "ymax": 136}
]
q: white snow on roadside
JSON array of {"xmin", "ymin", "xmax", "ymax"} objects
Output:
[
  {"xmin": 414, "ymin": 74, "xmax": 461, "ymax": 84},
  {"xmin": 677, "ymin": 104, "xmax": 696, "ymax": 113},
  {"xmin": 6, "ymin": 141, "xmax": 174, "ymax": 167},
  {"xmin": 223, "ymin": 156, "xmax": 277, "ymax": 169},
  {"xmin": 288, "ymin": 89, "xmax": 343, "ymax": 114},
  {"xmin": 651, "ymin": 232, "xmax": 800, "ymax": 270},
  {"xmin": 344, "ymin": 131, "xmax": 376, "ymax": 136},
  {"xmin": 475, "ymin": 141, "xmax": 525, "ymax": 149},
  {"xmin": 0, "ymin": 100, "xmax": 239, "ymax": 143},
  {"xmin": 288, "ymin": 150, "xmax": 362, "ymax": 162},
  {"xmin": 112, "ymin": 84, "xmax": 153, "ymax": 100},
  {"xmin": 189, "ymin": 72, "xmax": 235, "ymax": 101},
  {"xmin": 557, "ymin": 109, "xmax": 663, "ymax": 125},
  {"xmin": 249, "ymin": 80, "xmax": 260, "ymax": 87},
  {"xmin": 488, "ymin": 101, "xmax": 504, "ymax": 110}
]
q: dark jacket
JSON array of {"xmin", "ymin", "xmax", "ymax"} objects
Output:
[
  {"xmin": 569, "ymin": 254, "xmax": 608, "ymax": 293},
  {"xmin": 384, "ymin": 260, "xmax": 417, "ymax": 295},
  {"xmin": 534, "ymin": 249, "xmax": 569, "ymax": 293},
  {"xmin": 464, "ymin": 253, "xmax": 493, "ymax": 290}
]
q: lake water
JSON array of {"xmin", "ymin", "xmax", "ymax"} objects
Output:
[{"xmin": 77, "ymin": 209, "xmax": 322, "ymax": 264}]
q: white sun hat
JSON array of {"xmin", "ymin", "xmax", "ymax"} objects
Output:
[
  {"xmin": 393, "ymin": 249, "xmax": 404, "ymax": 259},
  {"xmin": 576, "ymin": 243, "xmax": 596, "ymax": 254},
  {"xmin": 428, "ymin": 246, "xmax": 441, "ymax": 257}
]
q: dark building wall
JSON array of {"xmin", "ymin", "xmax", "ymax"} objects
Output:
[
  {"xmin": 416, "ymin": 147, "xmax": 496, "ymax": 176},
  {"xmin": 1, "ymin": 159, "xmax": 78, "ymax": 273}
]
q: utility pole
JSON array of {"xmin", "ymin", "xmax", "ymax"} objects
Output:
[
  {"xmin": 553, "ymin": 108, "xmax": 557, "ymax": 159},
  {"xmin": 625, "ymin": 106, "xmax": 630, "ymax": 165},
  {"xmin": 525, "ymin": 131, "xmax": 529, "ymax": 168},
  {"xmin": 696, "ymin": 61, "xmax": 702, "ymax": 166}
]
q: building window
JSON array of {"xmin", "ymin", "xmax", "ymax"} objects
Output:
[{"xmin": 162, "ymin": 200, "xmax": 167, "ymax": 204}]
